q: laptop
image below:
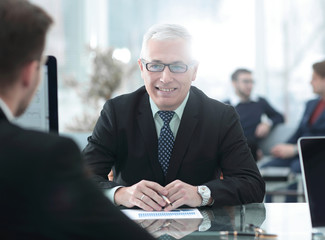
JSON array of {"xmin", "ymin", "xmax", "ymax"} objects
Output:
[
  {"xmin": 14, "ymin": 56, "xmax": 58, "ymax": 132},
  {"xmin": 298, "ymin": 136, "xmax": 325, "ymax": 235}
]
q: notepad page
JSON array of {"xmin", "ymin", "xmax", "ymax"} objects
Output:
[{"xmin": 122, "ymin": 208, "xmax": 203, "ymax": 220}]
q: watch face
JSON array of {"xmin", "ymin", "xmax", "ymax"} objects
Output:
[
  {"xmin": 199, "ymin": 186, "xmax": 211, "ymax": 198},
  {"xmin": 198, "ymin": 186, "xmax": 211, "ymax": 207}
]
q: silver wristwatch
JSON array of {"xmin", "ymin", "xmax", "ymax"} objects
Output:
[
  {"xmin": 198, "ymin": 210, "xmax": 212, "ymax": 231},
  {"xmin": 197, "ymin": 185, "xmax": 211, "ymax": 206}
]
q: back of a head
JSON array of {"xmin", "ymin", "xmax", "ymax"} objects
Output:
[
  {"xmin": 140, "ymin": 23, "xmax": 193, "ymax": 59},
  {"xmin": 0, "ymin": 0, "xmax": 53, "ymax": 89},
  {"xmin": 312, "ymin": 60, "xmax": 325, "ymax": 78}
]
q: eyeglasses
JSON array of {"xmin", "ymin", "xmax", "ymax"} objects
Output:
[
  {"xmin": 141, "ymin": 59, "xmax": 192, "ymax": 73},
  {"xmin": 240, "ymin": 79, "xmax": 255, "ymax": 85}
]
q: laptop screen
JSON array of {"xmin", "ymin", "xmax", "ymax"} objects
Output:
[
  {"xmin": 299, "ymin": 137, "xmax": 325, "ymax": 227},
  {"xmin": 14, "ymin": 56, "xmax": 58, "ymax": 132}
]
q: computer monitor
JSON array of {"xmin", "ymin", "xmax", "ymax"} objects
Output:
[
  {"xmin": 298, "ymin": 137, "xmax": 325, "ymax": 233},
  {"xmin": 14, "ymin": 56, "xmax": 58, "ymax": 132}
]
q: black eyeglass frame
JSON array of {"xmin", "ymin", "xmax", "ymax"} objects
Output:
[{"xmin": 140, "ymin": 59, "xmax": 195, "ymax": 73}]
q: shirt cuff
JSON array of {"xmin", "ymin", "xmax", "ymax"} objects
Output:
[
  {"xmin": 104, "ymin": 186, "xmax": 123, "ymax": 205},
  {"xmin": 207, "ymin": 198, "xmax": 215, "ymax": 206}
]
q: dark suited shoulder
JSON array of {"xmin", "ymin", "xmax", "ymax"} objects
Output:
[
  {"xmin": 287, "ymin": 97, "xmax": 325, "ymax": 144},
  {"xmin": 0, "ymin": 121, "xmax": 82, "ymax": 175},
  {"xmin": 190, "ymin": 86, "xmax": 232, "ymax": 109},
  {"xmin": 186, "ymin": 87, "xmax": 265, "ymax": 204},
  {"xmin": 0, "ymin": 121, "xmax": 155, "ymax": 240},
  {"xmin": 223, "ymin": 99, "xmax": 231, "ymax": 105},
  {"xmin": 306, "ymin": 98, "xmax": 320, "ymax": 107},
  {"xmin": 189, "ymin": 86, "xmax": 241, "ymax": 126},
  {"xmin": 83, "ymin": 86, "xmax": 153, "ymax": 188}
]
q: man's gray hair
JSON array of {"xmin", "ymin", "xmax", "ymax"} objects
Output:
[{"xmin": 139, "ymin": 23, "xmax": 193, "ymax": 59}]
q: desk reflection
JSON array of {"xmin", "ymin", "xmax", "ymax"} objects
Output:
[
  {"xmin": 136, "ymin": 218, "xmax": 202, "ymax": 239},
  {"xmin": 134, "ymin": 204, "xmax": 266, "ymax": 239}
]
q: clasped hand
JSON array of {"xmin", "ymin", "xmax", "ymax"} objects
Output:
[{"xmin": 114, "ymin": 180, "xmax": 202, "ymax": 211}]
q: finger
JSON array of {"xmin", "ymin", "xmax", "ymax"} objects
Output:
[
  {"xmin": 164, "ymin": 181, "xmax": 182, "ymax": 197},
  {"xmin": 147, "ymin": 220, "xmax": 170, "ymax": 238},
  {"xmin": 139, "ymin": 219, "xmax": 156, "ymax": 229},
  {"xmin": 136, "ymin": 219, "xmax": 146, "ymax": 225},
  {"xmin": 138, "ymin": 194, "xmax": 163, "ymax": 211},
  {"xmin": 160, "ymin": 194, "xmax": 173, "ymax": 207},
  {"xmin": 144, "ymin": 181, "xmax": 168, "ymax": 196},
  {"xmin": 133, "ymin": 197, "xmax": 154, "ymax": 211},
  {"xmin": 164, "ymin": 180, "xmax": 178, "ymax": 190},
  {"xmin": 153, "ymin": 227, "xmax": 171, "ymax": 237},
  {"xmin": 166, "ymin": 184, "xmax": 188, "ymax": 203},
  {"xmin": 140, "ymin": 188, "xmax": 168, "ymax": 208},
  {"xmin": 164, "ymin": 183, "xmax": 189, "ymax": 208},
  {"xmin": 137, "ymin": 181, "xmax": 169, "ymax": 207},
  {"xmin": 167, "ymin": 230, "xmax": 185, "ymax": 239},
  {"xmin": 145, "ymin": 219, "xmax": 165, "ymax": 233},
  {"xmin": 135, "ymin": 180, "xmax": 166, "ymax": 197},
  {"xmin": 167, "ymin": 219, "xmax": 189, "ymax": 232},
  {"xmin": 133, "ymin": 181, "xmax": 166, "ymax": 209},
  {"xmin": 164, "ymin": 199, "xmax": 182, "ymax": 211}
]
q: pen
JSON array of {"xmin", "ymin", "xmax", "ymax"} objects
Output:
[
  {"xmin": 219, "ymin": 231, "xmax": 278, "ymax": 238},
  {"xmin": 160, "ymin": 194, "xmax": 173, "ymax": 206}
]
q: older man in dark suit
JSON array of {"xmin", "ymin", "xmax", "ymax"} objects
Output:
[
  {"xmin": 0, "ymin": 1, "xmax": 155, "ymax": 239},
  {"xmin": 83, "ymin": 23, "xmax": 265, "ymax": 211}
]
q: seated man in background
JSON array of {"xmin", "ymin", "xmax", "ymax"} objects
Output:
[
  {"xmin": 261, "ymin": 60, "xmax": 325, "ymax": 201},
  {"xmin": 83, "ymin": 23, "xmax": 265, "ymax": 211},
  {"xmin": 0, "ymin": 0, "xmax": 155, "ymax": 239},
  {"xmin": 225, "ymin": 68, "xmax": 285, "ymax": 161}
]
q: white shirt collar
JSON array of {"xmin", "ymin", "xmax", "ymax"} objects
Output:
[
  {"xmin": 0, "ymin": 98, "xmax": 15, "ymax": 122},
  {"xmin": 149, "ymin": 92, "xmax": 190, "ymax": 120}
]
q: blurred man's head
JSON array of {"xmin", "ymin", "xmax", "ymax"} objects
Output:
[
  {"xmin": 138, "ymin": 24, "xmax": 199, "ymax": 111},
  {"xmin": 231, "ymin": 68, "xmax": 254, "ymax": 101},
  {"xmin": 311, "ymin": 60, "xmax": 325, "ymax": 98},
  {"xmin": 0, "ymin": 0, "xmax": 53, "ymax": 116}
]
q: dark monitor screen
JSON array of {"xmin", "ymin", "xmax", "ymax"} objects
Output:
[
  {"xmin": 299, "ymin": 137, "xmax": 325, "ymax": 227},
  {"xmin": 14, "ymin": 56, "xmax": 58, "ymax": 132}
]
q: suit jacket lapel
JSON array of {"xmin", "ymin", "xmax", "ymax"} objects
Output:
[
  {"xmin": 305, "ymin": 99, "xmax": 323, "ymax": 126},
  {"xmin": 307, "ymin": 99, "xmax": 318, "ymax": 118},
  {"xmin": 0, "ymin": 108, "xmax": 8, "ymax": 122},
  {"xmin": 166, "ymin": 89, "xmax": 199, "ymax": 184},
  {"xmin": 311, "ymin": 99, "xmax": 325, "ymax": 126},
  {"xmin": 137, "ymin": 94, "xmax": 165, "ymax": 184}
]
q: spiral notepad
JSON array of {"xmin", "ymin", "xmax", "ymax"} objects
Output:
[{"xmin": 122, "ymin": 208, "xmax": 203, "ymax": 220}]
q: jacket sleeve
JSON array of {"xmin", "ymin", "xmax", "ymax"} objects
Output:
[
  {"xmin": 82, "ymin": 100, "xmax": 120, "ymax": 189},
  {"xmin": 205, "ymin": 105, "xmax": 265, "ymax": 205},
  {"xmin": 259, "ymin": 97, "xmax": 284, "ymax": 126}
]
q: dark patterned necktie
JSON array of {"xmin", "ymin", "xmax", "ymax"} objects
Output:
[{"xmin": 158, "ymin": 111, "xmax": 175, "ymax": 175}]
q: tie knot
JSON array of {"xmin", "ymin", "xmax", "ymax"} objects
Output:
[{"xmin": 158, "ymin": 111, "xmax": 175, "ymax": 124}]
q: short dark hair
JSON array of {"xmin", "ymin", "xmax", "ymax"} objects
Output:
[
  {"xmin": 231, "ymin": 68, "xmax": 252, "ymax": 81},
  {"xmin": 0, "ymin": 0, "xmax": 53, "ymax": 87},
  {"xmin": 312, "ymin": 60, "xmax": 325, "ymax": 78}
]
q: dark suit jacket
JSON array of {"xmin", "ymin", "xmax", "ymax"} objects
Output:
[
  {"xmin": 287, "ymin": 98, "xmax": 325, "ymax": 144},
  {"xmin": 83, "ymin": 86, "xmax": 265, "ymax": 206},
  {"xmin": 0, "ymin": 109, "xmax": 154, "ymax": 240},
  {"xmin": 224, "ymin": 97, "xmax": 284, "ymax": 142}
]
